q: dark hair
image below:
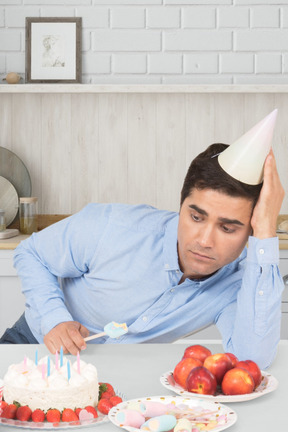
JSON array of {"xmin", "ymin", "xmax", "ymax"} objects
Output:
[{"xmin": 180, "ymin": 143, "xmax": 262, "ymax": 207}]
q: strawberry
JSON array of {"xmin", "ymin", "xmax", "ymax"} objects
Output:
[
  {"xmin": 97, "ymin": 399, "xmax": 113, "ymax": 415},
  {"xmin": 109, "ymin": 396, "xmax": 123, "ymax": 406},
  {"xmin": 62, "ymin": 408, "xmax": 79, "ymax": 422},
  {"xmin": 46, "ymin": 408, "xmax": 61, "ymax": 423},
  {"xmin": 84, "ymin": 405, "xmax": 98, "ymax": 418},
  {"xmin": 16, "ymin": 405, "xmax": 32, "ymax": 421},
  {"xmin": 100, "ymin": 391, "xmax": 113, "ymax": 399},
  {"xmin": 75, "ymin": 408, "xmax": 82, "ymax": 418},
  {"xmin": 0, "ymin": 400, "xmax": 8, "ymax": 416},
  {"xmin": 31, "ymin": 409, "xmax": 45, "ymax": 422},
  {"xmin": 99, "ymin": 382, "xmax": 115, "ymax": 399},
  {"xmin": 1, "ymin": 403, "xmax": 17, "ymax": 419}
]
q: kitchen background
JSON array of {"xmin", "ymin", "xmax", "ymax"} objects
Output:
[{"xmin": 0, "ymin": 0, "xmax": 287, "ymax": 217}]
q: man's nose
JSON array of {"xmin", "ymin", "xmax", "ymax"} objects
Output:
[{"xmin": 197, "ymin": 225, "xmax": 214, "ymax": 248}]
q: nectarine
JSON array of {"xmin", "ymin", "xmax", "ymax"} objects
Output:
[
  {"xmin": 186, "ymin": 366, "xmax": 217, "ymax": 395},
  {"xmin": 173, "ymin": 357, "xmax": 202, "ymax": 389},
  {"xmin": 221, "ymin": 367, "xmax": 255, "ymax": 395},
  {"xmin": 236, "ymin": 360, "xmax": 262, "ymax": 389},
  {"xmin": 203, "ymin": 353, "xmax": 233, "ymax": 385},
  {"xmin": 182, "ymin": 345, "xmax": 212, "ymax": 363}
]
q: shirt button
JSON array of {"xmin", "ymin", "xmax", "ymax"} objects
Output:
[
  {"xmin": 258, "ymin": 290, "xmax": 264, "ymax": 296},
  {"xmin": 142, "ymin": 316, "xmax": 148, "ymax": 322},
  {"xmin": 259, "ymin": 249, "xmax": 265, "ymax": 255},
  {"xmin": 170, "ymin": 288, "xmax": 175, "ymax": 293},
  {"xmin": 176, "ymin": 270, "xmax": 179, "ymax": 274},
  {"xmin": 165, "ymin": 264, "xmax": 169, "ymax": 269}
]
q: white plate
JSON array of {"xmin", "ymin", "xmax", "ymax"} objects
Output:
[
  {"xmin": 160, "ymin": 370, "xmax": 278, "ymax": 403},
  {"xmin": 0, "ymin": 389, "xmax": 125, "ymax": 430},
  {"xmin": 109, "ymin": 395, "xmax": 237, "ymax": 432}
]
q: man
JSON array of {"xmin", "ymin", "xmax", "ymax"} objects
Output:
[{"xmin": 0, "ymin": 112, "xmax": 284, "ymax": 370}]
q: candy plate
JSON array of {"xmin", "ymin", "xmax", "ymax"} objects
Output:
[
  {"xmin": 109, "ymin": 395, "xmax": 237, "ymax": 432},
  {"xmin": 160, "ymin": 370, "xmax": 278, "ymax": 403}
]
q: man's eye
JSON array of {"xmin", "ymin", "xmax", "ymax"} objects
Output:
[
  {"xmin": 222, "ymin": 225, "xmax": 234, "ymax": 233},
  {"xmin": 191, "ymin": 214, "xmax": 201, "ymax": 222}
]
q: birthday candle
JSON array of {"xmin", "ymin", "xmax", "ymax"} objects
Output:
[
  {"xmin": 47, "ymin": 357, "xmax": 50, "ymax": 377},
  {"xmin": 60, "ymin": 346, "xmax": 63, "ymax": 367},
  {"xmin": 42, "ymin": 363, "xmax": 45, "ymax": 380},
  {"xmin": 77, "ymin": 351, "xmax": 80, "ymax": 374},
  {"xmin": 35, "ymin": 349, "xmax": 38, "ymax": 366},
  {"xmin": 23, "ymin": 356, "xmax": 27, "ymax": 369},
  {"xmin": 67, "ymin": 361, "xmax": 71, "ymax": 381},
  {"xmin": 55, "ymin": 350, "xmax": 59, "ymax": 370}
]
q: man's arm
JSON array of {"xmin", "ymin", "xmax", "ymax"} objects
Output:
[
  {"xmin": 251, "ymin": 149, "xmax": 285, "ymax": 239},
  {"xmin": 14, "ymin": 203, "xmax": 111, "ymax": 355},
  {"xmin": 217, "ymin": 151, "xmax": 285, "ymax": 369}
]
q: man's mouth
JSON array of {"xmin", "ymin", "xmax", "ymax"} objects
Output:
[{"xmin": 190, "ymin": 250, "xmax": 215, "ymax": 261}]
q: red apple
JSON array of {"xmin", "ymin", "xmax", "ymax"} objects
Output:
[
  {"xmin": 203, "ymin": 353, "xmax": 233, "ymax": 385},
  {"xmin": 182, "ymin": 344, "xmax": 212, "ymax": 363},
  {"xmin": 221, "ymin": 367, "xmax": 255, "ymax": 395},
  {"xmin": 236, "ymin": 360, "xmax": 262, "ymax": 389},
  {"xmin": 186, "ymin": 366, "xmax": 217, "ymax": 396},
  {"xmin": 173, "ymin": 357, "xmax": 202, "ymax": 389},
  {"xmin": 225, "ymin": 352, "xmax": 239, "ymax": 368}
]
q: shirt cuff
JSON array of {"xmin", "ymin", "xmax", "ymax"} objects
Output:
[
  {"xmin": 41, "ymin": 307, "xmax": 74, "ymax": 336},
  {"xmin": 247, "ymin": 236, "xmax": 279, "ymax": 265}
]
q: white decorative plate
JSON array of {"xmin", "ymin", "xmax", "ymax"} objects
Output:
[
  {"xmin": 109, "ymin": 395, "xmax": 237, "ymax": 432},
  {"xmin": 160, "ymin": 370, "xmax": 278, "ymax": 403}
]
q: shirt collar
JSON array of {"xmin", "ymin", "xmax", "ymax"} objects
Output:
[{"xmin": 163, "ymin": 214, "xmax": 180, "ymax": 271}]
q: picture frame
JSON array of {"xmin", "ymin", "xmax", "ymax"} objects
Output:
[{"xmin": 25, "ymin": 17, "xmax": 82, "ymax": 84}]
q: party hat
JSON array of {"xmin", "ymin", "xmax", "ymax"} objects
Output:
[{"xmin": 218, "ymin": 109, "xmax": 278, "ymax": 185}]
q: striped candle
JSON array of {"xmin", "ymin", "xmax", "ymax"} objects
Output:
[
  {"xmin": 60, "ymin": 346, "xmax": 63, "ymax": 367},
  {"xmin": 35, "ymin": 349, "xmax": 38, "ymax": 366},
  {"xmin": 77, "ymin": 351, "xmax": 80, "ymax": 374},
  {"xmin": 47, "ymin": 357, "xmax": 50, "ymax": 377},
  {"xmin": 67, "ymin": 361, "xmax": 71, "ymax": 381}
]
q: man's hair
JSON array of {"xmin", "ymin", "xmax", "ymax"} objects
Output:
[{"xmin": 180, "ymin": 143, "xmax": 262, "ymax": 207}]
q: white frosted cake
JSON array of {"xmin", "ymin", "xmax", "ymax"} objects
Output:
[{"xmin": 3, "ymin": 355, "xmax": 99, "ymax": 412}]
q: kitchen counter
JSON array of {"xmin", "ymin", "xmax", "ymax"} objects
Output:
[
  {"xmin": 0, "ymin": 342, "xmax": 287, "ymax": 431},
  {"xmin": 1, "ymin": 234, "xmax": 288, "ymax": 250}
]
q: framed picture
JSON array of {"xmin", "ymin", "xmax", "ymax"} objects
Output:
[{"xmin": 25, "ymin": 17, "xmax": 82, "ymax": 83}]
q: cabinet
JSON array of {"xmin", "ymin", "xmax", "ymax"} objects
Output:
[{"xmin": 0, "ymin": 249, "xmax": 288, "ymax": 340}]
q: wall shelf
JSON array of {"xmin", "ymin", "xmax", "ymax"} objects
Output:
[{"xmin": 2, "ymin": 84, "xmax": 288, "ymax": 94}]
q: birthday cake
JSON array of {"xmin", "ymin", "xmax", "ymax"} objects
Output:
[{"xmin": 2, "ymin": 354, "xmax": 99, "ymax": 412}]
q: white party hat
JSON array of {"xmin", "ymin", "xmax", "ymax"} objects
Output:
[{"xmin": 218, "ymin": 109, "xmax": 278, "ymax": 185}]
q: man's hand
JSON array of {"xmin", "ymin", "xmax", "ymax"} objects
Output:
[
  {"xmin": 251, "ymin": 150, "xmax": 285, "ymax": 239},
  {"xmin": 44, "ymin": 321, "xmax": 89, "ymax": 355}
]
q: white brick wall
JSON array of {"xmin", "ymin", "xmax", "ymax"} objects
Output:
[{"xmin": 0, "ymin": 1, "xmax": 288, "ymax": 84}]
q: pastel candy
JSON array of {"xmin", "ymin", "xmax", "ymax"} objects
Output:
[
  {"xmin": 142, "ymin": 401, "xmax": 168, "ymax": 417},
  {"xmin": 104, "ymin": 322, "xmax": 128, "ymax": 338},
  {"xmin": 174, "ymin": 418, "xmax": 193, "ymax": 432},
  {"xmin": 116, "ymin": 409, "xmax": 145, "ymax": 428},
  {"xmin": 126, "ymin": 401, "xmax": 146, "ymax": 414},
  {"xmin": 141, "ymin": 415, "xmax": 177, "ymax": 432}
]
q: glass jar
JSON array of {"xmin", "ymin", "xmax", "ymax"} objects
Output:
[
  {"xmin": 19, "ymin": 197, "xmax": 38, "ymax": 234},
  {"xmin": 0, "ymin": 210, "xmax": 5, "ymax": 232}
]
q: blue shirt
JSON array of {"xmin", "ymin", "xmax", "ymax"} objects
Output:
[{"xmin": 14, "ymin": 203, "xmax": 284, "ymax": 369}]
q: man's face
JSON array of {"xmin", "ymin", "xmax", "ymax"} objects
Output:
[{"xmin": 177, "ymin": 188, "xmax": 253, "ymax": 279}]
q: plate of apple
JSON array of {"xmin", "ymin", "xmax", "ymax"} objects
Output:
[{"xmin": 160, "ymin": 344, "xmax": 278, "ymax": 403}]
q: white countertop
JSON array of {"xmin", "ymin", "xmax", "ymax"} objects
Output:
[{"xmin": 0, "ymin": 342, "xmax": 287, "ymax": 431}]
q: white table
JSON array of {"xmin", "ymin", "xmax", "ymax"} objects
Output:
[{"xmin": 0, "ymin": 341, "xmax": 287, "ymax": 431}]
